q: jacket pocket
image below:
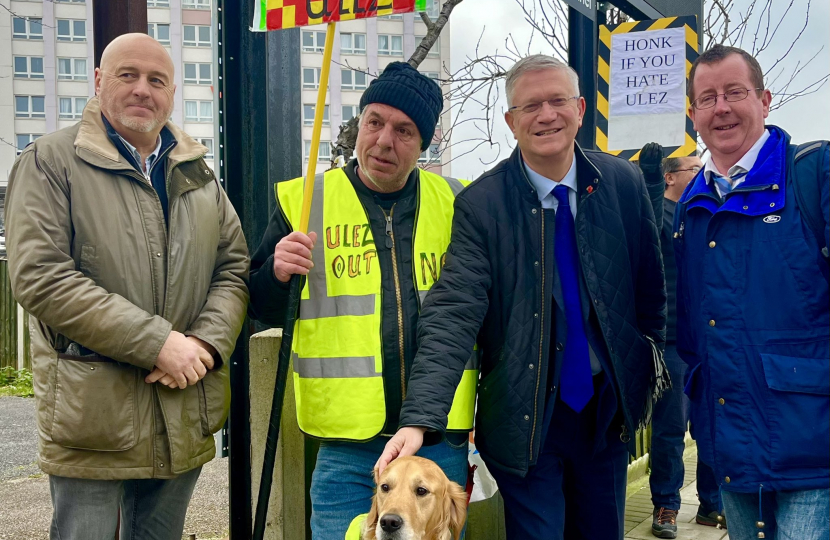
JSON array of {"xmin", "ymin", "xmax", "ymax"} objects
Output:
[
  {"xmin": 197, "ymin": 365, "xmax": 230, "ymax": 436},
  {"xmin": 761, "ymin": 353, "xmax": 830, "ymax": 470},
  {"xmin": 51, "ymin": 355, "xmax": 138, "ymax": 451},
  {"xmin": 476, "ymin": 351, "xmax": 509, "ymax": 438}
]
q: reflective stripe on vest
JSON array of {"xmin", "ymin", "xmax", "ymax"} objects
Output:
[{"xmin": 276, "ymin": 168, "xmax": 478, "ymax": 440}]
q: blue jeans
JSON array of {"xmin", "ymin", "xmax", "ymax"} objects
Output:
[
  {"xmin": 721, "ymin": 488, "xmax": 830, "ymax": 540},
  {"xmin": 650, "ymin": 345, "xmax": 689, "ymax": 510},
  {"xmin": 48, "ymin": 467, "xmax": 202, "ymax": 540},
  {"xmin": 309, "ymin": 436, "xmax": 469, "ymax": 540}
]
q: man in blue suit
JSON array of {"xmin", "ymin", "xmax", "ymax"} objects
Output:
[{"xmin": 674, "ymin": 44, "xmax": 829, "ymax": 540}]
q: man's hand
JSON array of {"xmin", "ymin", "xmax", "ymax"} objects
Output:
[
  {"xmin": 638, "ymin": 142, "xmax": 664, "ymax": 183},
  {"xmin": 375, "ymin": 427, "xmax": 427, "ymax": 476},
  {"xmin": 146, "ymin": 332, "xmax": 215, "ymax": 389},
  {"xmin": 273, "ymin": 231, "xmax": 318, "ymax": 283}
]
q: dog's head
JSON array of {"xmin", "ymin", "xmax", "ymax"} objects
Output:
[{"xmin": 364, "ymin": 456, "xmax": 467, "ymax": 540}]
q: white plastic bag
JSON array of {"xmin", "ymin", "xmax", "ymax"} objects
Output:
[{"xmin": 468, "ymin": 441, "xmax": 499, "ymax": 503}]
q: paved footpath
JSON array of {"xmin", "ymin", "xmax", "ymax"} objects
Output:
[
  {"xmin": 0, "ymin": 396, "xmax": 229, "ymax": 540},
  {"xmin": 2, "ymin": 396, "xmax": 728, "ymax": 540},
  {"xmin": 625, "ymin": 446, "xmax": 728, "ymax": 540}
]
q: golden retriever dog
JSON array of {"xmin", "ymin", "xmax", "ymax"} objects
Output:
[{"xmin": 364, "ymin": 456, "xmax": 467, "ymax": 540}]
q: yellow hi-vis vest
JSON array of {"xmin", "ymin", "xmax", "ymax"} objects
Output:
[{"xmin": 276, "ymin": 167, "xmax": 478, "ymax": 441}]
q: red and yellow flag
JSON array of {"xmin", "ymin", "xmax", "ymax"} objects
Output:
[{"xmin": 253, "ymin": 0, "xmax": 425, "ymax": 31}]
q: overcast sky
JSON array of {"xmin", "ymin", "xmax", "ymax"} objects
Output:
[{"xmin": 447, "ymin": 0, "xmax": 830, "ymax": 179}]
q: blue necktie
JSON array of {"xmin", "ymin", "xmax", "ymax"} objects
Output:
[
  {"xmin": 712, "ymin": 170, "xmax": 746, "ymax": 197},
  {"xmin": 552, "ymin": 185, "xmax": 593, "ymax": 412}
]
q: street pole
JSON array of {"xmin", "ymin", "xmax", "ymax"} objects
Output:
[
  {"xmin": 218, "ymin": 1, "xmax": 303, "ymax": 537},
  {"xmin": 568, "ymin": 7, "xmax": 598, "ymax": 150},
  {"xmin": 219, "ymin": 0, "xmax": 267, "ymax": 536},
  {"xmin": 92, "ymin": 0, "xmax": 148, "ymax": 68}
]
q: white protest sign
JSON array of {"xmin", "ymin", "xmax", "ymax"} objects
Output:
[
  {"xmin": 610, "ymin": 27, "xmax": 686, "ymax": 116},
  {"xmin": 605, "ymin": 25, "xmax": 689, "ymax": 151}
]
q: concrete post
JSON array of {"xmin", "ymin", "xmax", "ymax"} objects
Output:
[
  {"xmin": 248, "ymin": 328, "xmax": 307, "ymax": 539},
  {"xmin": 16, "ymin": 303, "xmax": 24, "ymax": 371}
]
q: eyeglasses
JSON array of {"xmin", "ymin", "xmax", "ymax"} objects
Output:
[
  {"xmin": 672, "ymin": 167, "xmax": 701, "ymax": 174},
  {"xmin": 508, "ymin": 96, "xmax": 579, "ymax": 115},
  {"xmin": 692, "ymin": 87, "xmax": 763, "ymax": 110}
]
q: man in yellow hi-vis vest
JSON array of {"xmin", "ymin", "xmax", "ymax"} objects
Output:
[{"xmin": 248, "ymin": 63, "xmax": 476, "ymax": 540}]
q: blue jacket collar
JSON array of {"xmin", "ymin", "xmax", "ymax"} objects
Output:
[{"xmin": 680, "ymin": 125, "xmax": 791, "ymax": 216}]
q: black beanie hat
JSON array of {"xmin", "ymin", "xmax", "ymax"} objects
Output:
[{"xmin": 359, "ymin": 62, "xmax": 443, "ymax": 151}]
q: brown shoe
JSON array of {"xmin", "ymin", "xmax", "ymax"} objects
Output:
[{"xmin": 652, "ymin": 507, "xmax": 678, "ymax": 539}]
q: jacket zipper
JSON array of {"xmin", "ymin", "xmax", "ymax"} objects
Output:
[
  {"xmin": 380, "ymin": 205, "xmax": 407, "ymax": 401},
  {"xmin": 529, "ymin": 208, "xmax": 545, "ymax": 462},
  {"xmin": 127, "ymin": 152, "xmax": 181, "ymax": 320}
]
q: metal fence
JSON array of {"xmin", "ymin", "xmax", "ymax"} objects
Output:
[{"xmin": 0, "ymin": 258, "xmax": 30, "ymax": 371}]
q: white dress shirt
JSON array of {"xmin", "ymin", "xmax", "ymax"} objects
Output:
[
  {"xmin": 704, "ymin": 129, "xmax": 770, "ymax": 197},
  {"xmin": 523, "ymin": 154, "xmax": 578, "ymax": 218}
]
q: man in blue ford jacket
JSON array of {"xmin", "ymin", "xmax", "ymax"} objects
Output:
[{"xmin": 674, "ymin": 44, "xmax": 829, "ymax": 540}]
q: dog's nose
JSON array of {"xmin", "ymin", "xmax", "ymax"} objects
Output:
[{"xmin": 379, "ymin": 514, "xmax": 404, "ymax": 532}]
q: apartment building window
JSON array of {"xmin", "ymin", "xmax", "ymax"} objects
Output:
[
  {"xmin": 342, "ymin": 105, "xmax": 360, "ymax": 122},
  {"xmin": 381, "ymin": 13, "xmax": 403, "ymax": 20},
  {"xmin": 15, "ymin": 96, "xmax": 46, "ymax": 119},
  {"xmin": 12, "ymin": 18, "xmax": 43, "ymax": 40},
  {"xmin": 147, "ymin": 0, "xmax": 170, "ymax": 6},
  {"xmin": 422, "ymin": 72, "xmax": 441, "ymax": 82},
  {"xmin": 57, "ymin": 19, "xmax": 87, "ymax": 42},
  {"xmin": 419, "ymin": 143, "xmax": 441, "ymax": 163},
  {"xmin": 14, "ymin": 56, "xmax": 44, "ymax": 79},
  {"xmin": 304, "ymin": 141, "xmax": 332, "ymax": 161},
  {"xmin": 303, "ymin": 104, "xmax": 330, "ymax": 126},
  {"xmin": 415, "ymin": 36, "xmax": 440, "ymax": 58},
  {"xmin": 16, "ymin": 134, "xmax": 42, "ymax": 155},
  {"xmin": 197, "ymin": 138, "xmax": 214, "ymax": 159},
  {"xmin": 378, "ymin": 35, "xmax": 403, "ymax": 56},
  {"xmin": 185, "ymin": 100, "xmax": 213, "ymax": 122},
  {"xmin": 183, "ymin": 0, "xmax": 211, "ymax": 9},
  {"xmin": 148, "ymin": 23, "xmax": 171, "ymax": 45},
  {"xmin": 340, "ymin": 33, "xmax": 366, "ymax": 55},
  {"xmin": 59, "ymin": 97, "xmax": 88, "ymax": 120},
  {"xmin": 303, "ymin": 67, "xmax": 322, "ymax": 89},
  {"xmin": 184, "ymin": 63, "xmax": 212, "ymax": 85},
  {"xmin": 183, "ymin": 25, "xmax": 211, "ymax": 47},
  {"xmin": 341, "ymin": 69, "xmax": 367, "ymax": 91},
  {"xmin": 302, "ymin": 31, "xmax": 326, "ymax": 53},
  {"xmin": 58, "ymin": 58, "xmax": 88, "ymax": 81},
  {"xmin": 421, "ymin": 0, "xmax": 440, "ymax": 19}
]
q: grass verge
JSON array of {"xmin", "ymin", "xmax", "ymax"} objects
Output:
[{"xmin": 0, "ymin": 367, "xmax": 34, "ymax": 398}]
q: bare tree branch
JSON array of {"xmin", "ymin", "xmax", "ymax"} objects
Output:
[
  {"xmin": 0, "ymin": 137, "xmax": 20, "ymax": 152},
  {"xmin": 0, "ymin": 4, "xmax": 55, "ymax": 28},
  {"xmin": 418, "ymin": 11, "xmax": 434, "ymax": 32},
  {"xmin": 409, "ymin": 0, "xmax": 464, "ymax": 67}
]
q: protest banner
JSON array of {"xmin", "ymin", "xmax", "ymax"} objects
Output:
[{"xmin": 253, "ymin": 0, "xmax": 426, "ymax": 31}]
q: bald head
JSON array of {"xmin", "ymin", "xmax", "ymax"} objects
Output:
[
  {"xmin": 95, "ymin": 32, "xmax": 176, "ymax": 143},
  {"xmin": 100, "ymin": 33, "xmax": 175, "ymax": 75}
]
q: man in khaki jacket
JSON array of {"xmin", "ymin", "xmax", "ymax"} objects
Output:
[{"xmin": 5, "ymin": 33, "xmax": 249, "ymax": 540}]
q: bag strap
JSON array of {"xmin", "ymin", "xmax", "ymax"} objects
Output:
[{"xmin": 788, "ymin": 140, "xmax": 829, "ymax": 260}]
